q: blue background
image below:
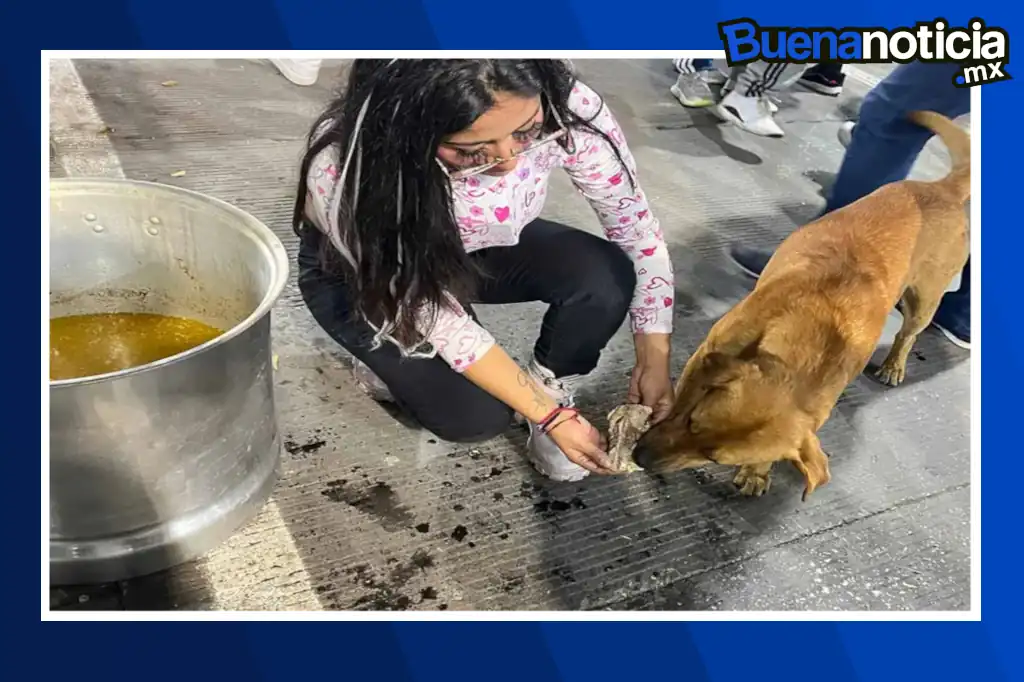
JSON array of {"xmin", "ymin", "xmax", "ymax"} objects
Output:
[{"xmin": 11, "ymin": 0, "xmax": 1020, "ymax": 679}]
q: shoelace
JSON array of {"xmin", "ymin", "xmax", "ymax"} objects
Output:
[{"xmin": 535, "ymin": 374, "xmax": 578, "ymax": 408}]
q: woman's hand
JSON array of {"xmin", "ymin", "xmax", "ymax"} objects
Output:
[
  {"xmin": 547, "ymin": 413, "xmax": 616, "ymax": 475},
  {"xmin": 629, "ymin": 333, "xmax": 674, "ymax": 424}
]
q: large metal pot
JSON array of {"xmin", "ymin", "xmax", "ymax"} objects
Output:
[{"xmin": 49, "ymin": 178, "xmax": 289, "ymax": 585}]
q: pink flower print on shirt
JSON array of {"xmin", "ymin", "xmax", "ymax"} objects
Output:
[{"xmin": 470, "ymin": 206, "xmax": 484, "ymax": 216}]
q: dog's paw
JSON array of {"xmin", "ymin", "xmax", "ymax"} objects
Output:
[
  {"xmin": 733, "ymin": 465, "xmax": 772, "ymax": 497},
  {"xmin": 874, "ymin": 362, "xmax": 906, "ymax": 387}
]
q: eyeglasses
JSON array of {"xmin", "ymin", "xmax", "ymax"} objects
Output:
[{"xmin": 438, "ymin": 105, "xmax": 570, "ymax": 180}]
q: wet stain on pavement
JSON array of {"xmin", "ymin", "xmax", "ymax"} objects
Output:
[
  {"xmin": 533, "ymin": 496, "xmax": 587, "ymax": 518},
  {"xmin": 344, "ymin": 549, "xmax": 435, "ymax": 611},
  {"xmin": 321, "ymin": 480, "xmax": 416, "ymax": 531},
  {"xmin": 284, "ymin": 437, "xmax": 326, "ymax": 455}
]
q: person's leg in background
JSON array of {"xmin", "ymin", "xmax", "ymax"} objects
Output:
[
  {"xmin": 270, "ymin": 59, "xmax": 323, "ymax": 87},
  {"xmin": 716, "ymin": 60, "xmax": 811, "ymax": 137},
  {"xmin": 799, "ymin": 61, "xmax": 846, "ymax": 97},
  {"xmin": 729, "ymin": 61, "xmax": 972, "ymax": 347},
  {"xmin": 826, "ymin": 62, "xmax": 969, "ymax": 211},
  {"xmin": 671, "ymin": 58, "xmax": 726, "ymax": 108}
]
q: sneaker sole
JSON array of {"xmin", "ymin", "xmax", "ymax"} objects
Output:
[
  {"xmin": 527, "ymin": 453, "xmax": 591, "ymax": 482},
  {"xmin": 670, "ymin": 84, "xmax": 714, "ymax": 108},
  {"xmin": 932, "ymin": 323, "xmax": 971, "ymax": 350},
  {"xmin": 731, "ymin": 258, "xmax": 764, "ymax": 279}
]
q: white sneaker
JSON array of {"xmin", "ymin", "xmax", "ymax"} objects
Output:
[
  {"xmin": 720, "ymin": 79, "xmax": 779, "ymax": 113},
  {"xmin": 838, "ymin": 121, "xmax": 855, "ymax": 148},
  {"xmin": 352, "ymin": 358, "xmax": 394, "ymax": 402},
  {"xmin": 671, "ymin": 73, "xmax": 715, "ymax": 108},
  {"xmin": 714, "ymin": 90, "xmax": 785, "ymax": 138},
  {"xmin": 269, "ymin": 58, "xmax": 322, "ymax": 86},
  {"xmin": 524, "ymin": 358, "xmax": 590, "ymax": 482}
]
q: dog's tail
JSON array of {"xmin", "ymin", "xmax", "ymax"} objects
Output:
[{"xmin": 908, "ymin": 110, "xmax": 971, "ymax": 202}]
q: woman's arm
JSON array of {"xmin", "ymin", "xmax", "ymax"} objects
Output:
[
  {"xmin": 562, "ymin": 81, "xmax": 676, "ymax": 420},
  {"xmin": 561, "ymin": 81, "xmax": 675, "ymax": 340},
  {"xmin": 415, "ymin": 297, "xmax": 557, "ymax": 422}
]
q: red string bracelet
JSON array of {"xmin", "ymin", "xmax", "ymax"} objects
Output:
[{"xmin": 538, "ymin": 406, "xmax": 580, "ymax": 434}]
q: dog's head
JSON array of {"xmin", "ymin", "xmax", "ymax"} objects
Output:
[{"xmin": 632, "ymin": 343, "xmax": 831, "ymax": 500}]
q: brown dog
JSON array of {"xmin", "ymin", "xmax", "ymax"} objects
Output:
[{"xmin": 632, "ymin": 110, "xmax": 970, "ymax": 501}]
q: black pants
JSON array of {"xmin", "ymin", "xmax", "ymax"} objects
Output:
[{"xmin": 298, "ymin": 219, "xmax": 637, "ymax": 443}]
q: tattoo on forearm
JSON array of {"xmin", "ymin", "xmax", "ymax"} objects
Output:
[{"xmin": 517, "ymin": 369, "xmax": 550, "ymax": 413}]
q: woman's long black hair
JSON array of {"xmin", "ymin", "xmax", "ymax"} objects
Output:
[{"xmin": 293, "ymin": 59, "xmax": 633, "ymax": 352}]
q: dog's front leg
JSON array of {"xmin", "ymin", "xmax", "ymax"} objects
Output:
[{"xmin": 733, "ymin": 462, "xmax": 774, "ymax": 497}]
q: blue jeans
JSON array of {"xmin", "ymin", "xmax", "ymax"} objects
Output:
[
  {"xmin": 826, "ymin": 62, "xmax": 971, "ymax": 310},
  {"xmin": 827, "ymin": 62, "xmax": 970, "ymax": 211}
]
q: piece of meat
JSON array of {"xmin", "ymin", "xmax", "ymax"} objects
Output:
[{"xmin": 606, "ymin": 404, "xmax": 653, "ymax": 473}]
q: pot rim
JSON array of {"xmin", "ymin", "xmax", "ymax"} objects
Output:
[{"xmin": 49, "ymin": 178, "xmax": 291, "ymax": 388}]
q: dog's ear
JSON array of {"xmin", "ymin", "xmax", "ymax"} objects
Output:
[
  {"xmin": 701, "ymin": 352, "xmax": 744, "ymax": 387},
  {"xmin": 785, "ymin": 432, "xmax": 831, "ymax": 501}
]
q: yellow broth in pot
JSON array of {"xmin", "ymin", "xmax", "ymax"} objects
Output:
[{"xmin": 50, "ymin": 313, "xmax": 223, "ymax": 381}]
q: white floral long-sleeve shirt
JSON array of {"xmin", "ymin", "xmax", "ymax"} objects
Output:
[{"xmin": 305, "ymin": 80, "xmax": 674, "ymax": 373}]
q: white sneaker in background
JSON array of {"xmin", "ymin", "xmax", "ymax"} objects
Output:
[
  {"xmin": 524, "ymin": 357, "xmax": 590, "ymax": 482},
  {"xmin": 720, "ymin": 79, "xmax": 779, "ymax": 113},
  {"xmin": 270, "ymin": 59, "xmax": 323, "ymax": 86},
  {"xmin": 714, "ymin": 89, "xmax": 786, "ymax": 138},
  {"xmin": 838, "ymin": 121, "xmax": 856, "ymax": 148}
]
